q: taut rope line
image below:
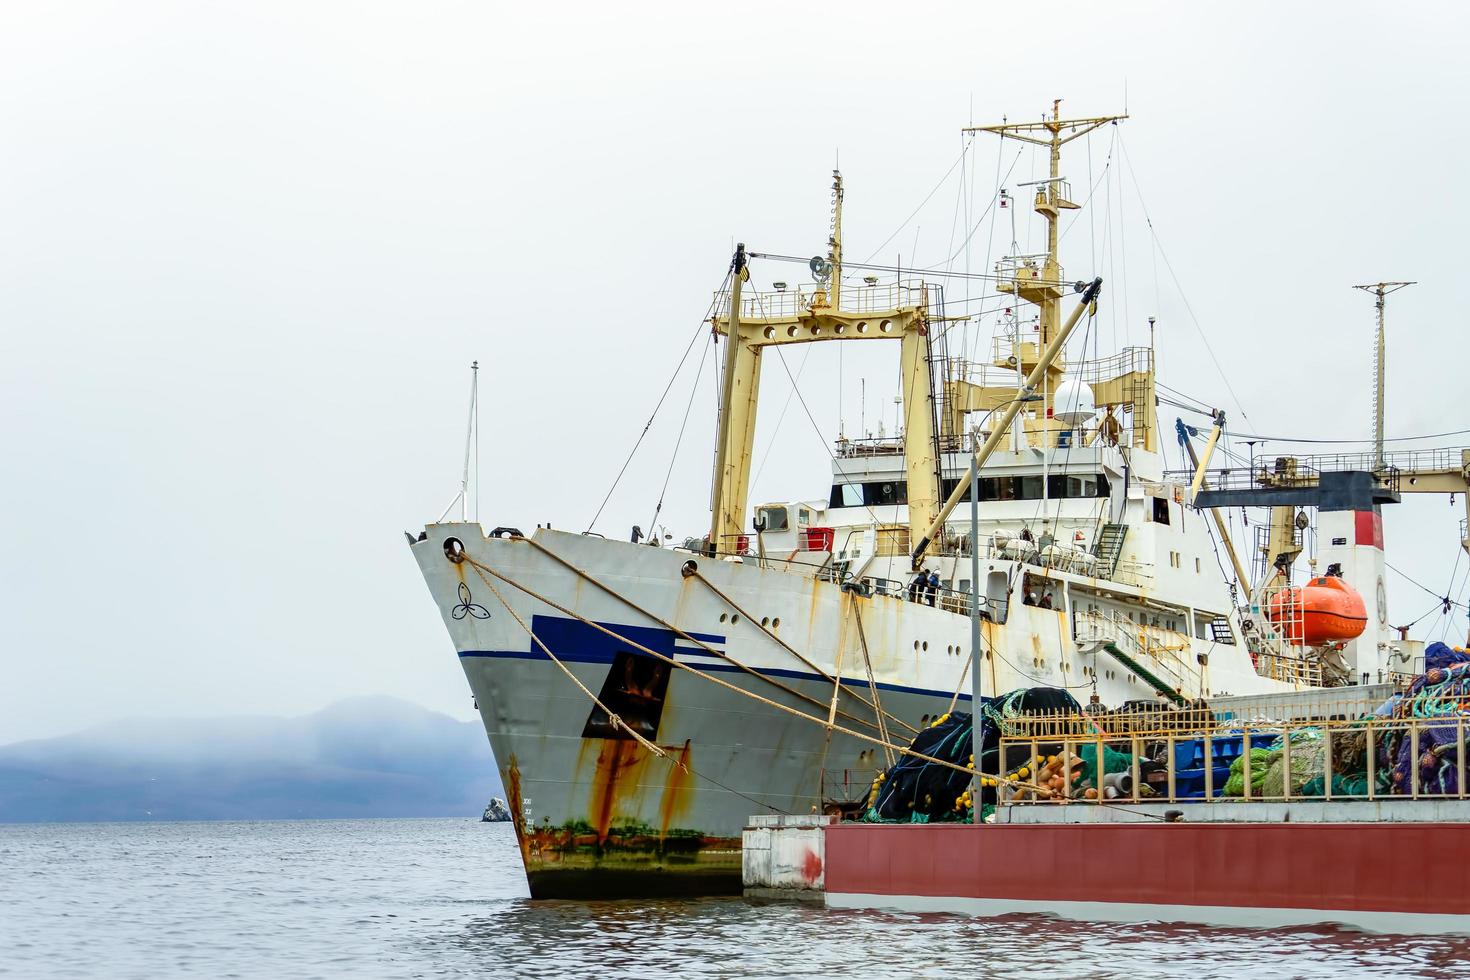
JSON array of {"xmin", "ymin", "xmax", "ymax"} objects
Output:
[
  {"xmin": 688, "ymin": 568, "xmax": 919, "ymax": 737},
  {"xmin": 518, "ymin": 537, "xmax": 891, "ymax": 738},
  {"xmin": 461, "ymin": 552, "xmax": 1052, "ymax": 794}
]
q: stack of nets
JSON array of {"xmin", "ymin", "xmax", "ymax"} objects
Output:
[
  {"xmin": 863, "ymin": 687, "xmax": 1082, "ymax": 822},
  {"xmin": 1380, "ymin": 642, "xmax": 1470, "ymax": 795}
]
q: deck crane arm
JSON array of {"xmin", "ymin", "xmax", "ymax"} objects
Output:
[{"xmin": 1178, "ymin": 414, "xmax": 1252, "ymax": 598}]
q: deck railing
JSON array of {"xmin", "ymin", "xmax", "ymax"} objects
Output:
[{"xmin": 995, "ymin": 706, "xmax": 1463, "ymax": 806}]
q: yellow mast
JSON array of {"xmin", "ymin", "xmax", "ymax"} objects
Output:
[
  {"xmin": 961, "ymin": 101, "xmax": 1127, "ymax": 427},
  {"xmin": 707, "ymin": 172, "xmax": 941, "ymax": 553}
]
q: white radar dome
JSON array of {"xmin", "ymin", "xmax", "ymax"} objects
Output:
[{"xmin": 1053, "ymin": 378, "xmax": 1097, "ymax": 427}]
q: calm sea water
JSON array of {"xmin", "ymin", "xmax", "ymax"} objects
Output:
[{"xmin": 3, "ymin": 818, "xmax": 1469, "ymax": 979}]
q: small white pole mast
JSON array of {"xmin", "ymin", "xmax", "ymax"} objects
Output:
[
  {"xmin": 460, "ymin": 360, "xmax": 478, "ymax": 522},
  {"xmin": 1353, "ymin": 282, "xmax": 1415, "ymax": 470},
  {"xmin": 473, "ymin": 360, "xmax": 480, "ymax": 523}
]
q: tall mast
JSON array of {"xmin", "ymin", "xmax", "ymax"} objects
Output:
[
  {"xmin": 963, "ymin": 102, "xmax": 1126, "ymax": 408},
  {"xmin": 1354, "ymin": 280, "xmax": 1415, "ymax": 469}
]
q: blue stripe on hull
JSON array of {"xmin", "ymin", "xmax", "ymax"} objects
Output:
[{"xmin": 458, "ymin": 613, "xmax": 972, "ymax": 703}]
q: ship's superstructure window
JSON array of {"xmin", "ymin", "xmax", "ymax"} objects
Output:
[
  {"xmin": 830, "ymin": 473, "xmax": 1109, "ymax": 507},
  {"xmin": 1152, "ymin": 497, "xmax": 1172, "ymax": 525},
  {"xmin": 757, "ymin": 505, "xmax": 789, "ymax": 532}
]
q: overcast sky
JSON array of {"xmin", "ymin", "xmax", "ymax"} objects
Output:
[{"xmin": 3, "ymin": 2, "xmax": 1468, "ymax": 742}]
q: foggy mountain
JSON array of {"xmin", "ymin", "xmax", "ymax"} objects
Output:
[{"xmin": 0, "ymin": 697, "xmax": 501, "ymax": 822}]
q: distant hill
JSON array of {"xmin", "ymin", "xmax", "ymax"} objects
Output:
[{"xmin": 0, "ymin": 697, "xmax": 503, "ymax": 823}]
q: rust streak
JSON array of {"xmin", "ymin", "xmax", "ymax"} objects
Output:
[
  {"xmin": 588, "ymin": 739, "xmax": 650, "ymax": 844},
  {"xmin": 504, "ymin": 755, "xmax": 529, "ymax": 865},
  {"xmin": 657, "ymin": 739, "xmax": 694, "ymax": 840}
]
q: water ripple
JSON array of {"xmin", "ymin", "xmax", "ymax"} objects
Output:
[{"xmin": 2, "ymin": 819, "xmax": 1468, "ymax": 979}]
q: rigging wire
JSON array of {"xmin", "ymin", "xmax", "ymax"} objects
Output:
[
  {"xmin": 585, "ymin": 271, "xmax": 731, "ymax": 533},
  {"xmin": 860, "ymin": 136, "xmax": 976, "ymax": 265},
  {"xmin": 1386, "ymin": 559, "xmax": 1466, "ymax": 612},
  {"xmin": 1165, "ymin": 385, "xmax": 1470, "ymax": 445},
  {"xmin": 646, "ymin": 331, "xmax": 716, "ymax": 536},
  {"xmin": 1220, "ymin": 427, "xmax": 1470, "ymax": 446},
  {"xmin": 771, "ymin": 344, "xmax": 887, "ymax": 531},
  {"xmin": 750, "ymin": 343, "xmax": 816, "ymax": 491},
  {"xmin": 749, "ymin": 251, "xmax": 1078, "ymax": 287},
  {"xmin": 938, "ymin": 148, "xmax": 1024, "ymax": 270},
  {"xmin": 1115, "ymin": 131, "xmax": 1254, "ymax": 430}
]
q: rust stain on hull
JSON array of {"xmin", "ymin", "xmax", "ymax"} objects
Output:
[
  {"xmin": 589, "ymin": 739, "xmax": 652, "ymax": 843},
  {"xmin": 657, "ymin": 739, "xmax": 694, "ymax": 839},
  {"xmin": 504, "ymin": 755, "xmax": 529, "ymax": 865}
]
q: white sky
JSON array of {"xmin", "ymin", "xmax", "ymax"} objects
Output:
[{"xmin": 3, "ymin": 1, "xmax": 1468, "ymax": 742}]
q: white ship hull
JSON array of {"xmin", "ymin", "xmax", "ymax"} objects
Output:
[{"xmin": 411, "ymin": 523, "xmax": 1291, "ymax": 897}]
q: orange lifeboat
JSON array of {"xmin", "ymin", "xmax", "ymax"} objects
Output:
[{"xmin": 1266, "ymin": 575, "xmax": 1368, "ymax": 646}]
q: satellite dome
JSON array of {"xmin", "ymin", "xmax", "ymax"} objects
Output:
[{"xmin": 1053, "ymin": 377, "xmax": 1097, "ymax": 427}]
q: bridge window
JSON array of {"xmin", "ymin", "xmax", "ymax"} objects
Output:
[
  {"xmin": 867, "ymin": 481, "xmax": 905, "ymax": 506},
  {"xmin": 828, "ymin": 481, "xmax": 908, "ymax": 508},
  {"xmin": 757, "ymin": 506, "xmax": 789, "ymax": 532},
  {"xmin": 834, "ymin": 473, "xmax": 1109, "ymax": 507}
]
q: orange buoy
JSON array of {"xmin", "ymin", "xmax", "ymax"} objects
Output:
[{"xmin": 1266, "ymin": 575, "xmax": 1368, "ymax": 646}]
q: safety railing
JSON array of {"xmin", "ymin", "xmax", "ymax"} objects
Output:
[
  {"xmin": 1072, "ymin": 609, "xmax": 1197, "ymax": 691},
  {"xmin": 993, "ymin": 253, "xmax": 1052, "ymax": 285},
  {"xmin": 713, "ymin": 279, "xmax": 929, "ymax": 321},
  {"xmin": 995, "ymin": 709, "xmax": 1469, "ymax": 805},
  {"xmin": 1252, "ymin": 650, "xmax": 1324, "ymax": 687}
]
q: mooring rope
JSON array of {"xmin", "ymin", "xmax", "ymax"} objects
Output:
[
  {"xmin": 461, "ymin": 551, "xmax": 1052, "ymax": 795},
  {"xmin": 468, "ymin": 560, "xmax": 790, "ymax": 814},
  {"xmin": 688, "ymin": 568, "xmax": 919, "ymax": 737},
  {"xmin": 850, "ymin": 598, "xmax": 896, "ymax": 768},
  {"xmin": 518, "ymin": 537, "xmax": 892, "ymax": 738}
]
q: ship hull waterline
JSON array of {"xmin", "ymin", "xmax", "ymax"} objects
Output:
[{"xmin": 412, "ymin": 524, "xmax": 1290, "ymax": 899}]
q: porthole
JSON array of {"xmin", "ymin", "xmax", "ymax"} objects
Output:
[
  {"xmin": 913, "ymin": 640, "xmax": 920, "ymax": 651},
  {"xmin": 786, "ymin": 325, "xmax": 799, "ymax": 338},
  {"xmin": 730, "ymin": 614, "xmax": 740, "ymax": 625},
  {"xmin": 763, "ymin": 326, "xmax": 776, "ymax": 340},
  {"xmin": 719, "ymin": 613, "xmax": 728, "ymax": 623},
  {"xmin": 856, "ymin": 321, "xmax": 869, "ymax": 333},
  {"xmin": 921, "ymin": 641, "xmax": 928, "ymax": 651},
  {"xmin": 880, "ymin": 319, "xmax": 893, "ymax": 333},
  {"xmin": 772, "ymin": 617, "xmax": 781, "ymax": 630}
]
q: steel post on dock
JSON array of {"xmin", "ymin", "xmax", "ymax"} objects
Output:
[{"xmin": 969, "ymin": 453, "xmax": 983, "ymax": 811}]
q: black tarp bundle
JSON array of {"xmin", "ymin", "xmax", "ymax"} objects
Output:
[{"xmin": 869, "ymin": 687, "xmax": 1081, "ymax": 821}]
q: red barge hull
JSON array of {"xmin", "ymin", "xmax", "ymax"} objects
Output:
[{"xmin": 822, "ymin": 821, "xmax": 1470, "ymax": 934}]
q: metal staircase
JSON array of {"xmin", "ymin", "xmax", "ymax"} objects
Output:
[
  {"xmin": 1091, "ymin": 523, "xmax": 1128, "ymax": 578},
  {"xmin": 1073, "ymin": 609, "xmax": 1197, "ymax": 701}
]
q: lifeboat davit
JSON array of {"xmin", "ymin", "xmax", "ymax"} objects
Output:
[{"xmin": 1266, "ymin": 575, "xmax": 1368, "ymax": 646}]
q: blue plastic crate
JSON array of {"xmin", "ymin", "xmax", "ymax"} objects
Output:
[
  {"xmin": 1171, "ymin": 765, "xmax": 1232, "ymax": 799},
  {"xmin": 1172, "ymin": 732, "xmax": 1277, "ymax": 771}
]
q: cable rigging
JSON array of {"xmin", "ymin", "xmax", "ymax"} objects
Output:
[{"xmin": 586, "ymin": 269, "xmax": 732, "ymax": 533}]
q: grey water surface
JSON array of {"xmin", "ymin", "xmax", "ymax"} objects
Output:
[{"xmin": 2, "ymin": 818, "xmax": 1467, "ymax": 979}]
